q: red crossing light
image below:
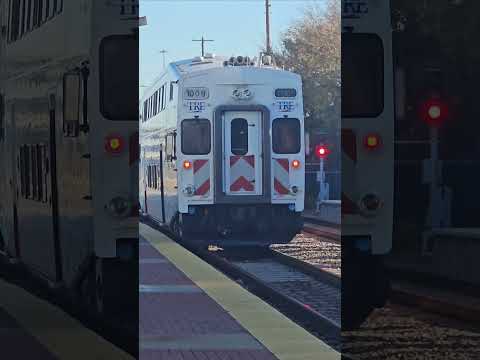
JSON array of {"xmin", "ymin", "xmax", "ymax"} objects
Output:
[
  {"xmin": 315, "ymin": 145, "xmax": 329, "ymax": 159},
  {"xmin": 420, "ymin": 99, "xmax": 449, "ymax": 126}
]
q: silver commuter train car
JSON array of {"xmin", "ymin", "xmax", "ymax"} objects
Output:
[
  {"xmin": 140, "ymin": 54, "xmax": 305, "ymax": 244},
  {"xmin": 0, "ymin": 0, "xmax": 139, "ymax": 315}
]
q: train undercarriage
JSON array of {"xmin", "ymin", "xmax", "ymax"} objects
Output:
[
  {"xmin": 171, "ymin": 204, "xmax": 304, "ymax": 245},
  {"xmin": 342, "ymin": 239, "xmax": 391, "ymax": 330}
]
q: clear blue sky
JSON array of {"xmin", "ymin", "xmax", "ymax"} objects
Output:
[{"xmin": 140, "ymin": 0, "xmax": 323, "ymax": 96}]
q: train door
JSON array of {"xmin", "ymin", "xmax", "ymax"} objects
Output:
[{"xmin": 223, "ymin": 111, "xmax": 263, "ymax": 196}]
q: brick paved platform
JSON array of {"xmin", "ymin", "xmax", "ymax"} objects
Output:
[
  {"xmin": 0, "ymin": 276, "xmax": 133, "ymax": 359},
  {"xmin": 140, "ymin": 223, "xmax": 339, "ymax": 360}
]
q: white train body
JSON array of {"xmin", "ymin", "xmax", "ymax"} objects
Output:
[
  {"xmin": 341, "ymin": 0, "xmax": 394, "ymax": 255},
  {"xmin": 0, "ymin": 0, "xmax": 139, "ymax": 312},
  {"xmin": 140, "ymin": 55, "xmax": 305, "ymax": 243}
]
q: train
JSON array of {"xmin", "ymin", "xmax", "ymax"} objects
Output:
[
  {"xmin": 140, "ymin": 54, "xmax": 305, "ymax": 245},
  {"xmin": 341, "ymin": 0, "xmax": 395, "ymax": 328},
  {"xmin": 0, "ymin": 0, "xmax": 139, "ymax": 316}
]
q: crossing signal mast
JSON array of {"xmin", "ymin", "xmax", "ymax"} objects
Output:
[
  {"xmin": 315, "ymin": 144, "xmax": 330, "ymax": 211},
  {"xmin": 420, "ymin": 70, "xmax": 452, "ymax": 251}
]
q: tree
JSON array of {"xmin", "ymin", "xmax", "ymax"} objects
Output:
[{"xmin": 274, "ymin": 0, "xmax": 340, "ymax": 135}]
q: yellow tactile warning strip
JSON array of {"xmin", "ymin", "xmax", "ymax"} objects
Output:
[
  {"xmin": 140, "ymin": 223, "xmax": 340, "ymax": 360},
  {"xmin": 0, "ymin": 279, "xmax": 134, "ymax": 360}
]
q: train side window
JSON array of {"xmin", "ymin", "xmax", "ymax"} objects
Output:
[
  {"xmin": 31, "ymin": 146, "xmax": 38, "ymax": 200},
  {"xmin": 272, "ymin": 118, "xmax": 301, "ymax": 154},
  {"xmin": 9, "ymin": 0, "xmax": 21, "ymax": 42},
  {"xmin": 19, "ymin": 147, "xmax": 26, "ymax": 197},
  {"xmin": 25, "ymin": 145, "xmax": 31, "ymax": 198},
  {"xmin": 170, "ymin": 82, "xmax": 174, "ymax": 101},
  {"xmin": 153, "ymin": 165, "xmax": 158, "ymax": 189},
  {"xmin": 181, "ymin": 119, "xmax": 211, "ymax": 155},
  {"xmin": 160, "ymin": 86, "xmax": 164, "ymax": 111},
  {"xmin": 0, "ymin": 94, "xmax": 4, "ymax": 141},
  {"xmin": 36, "ymin": 144, "xmax": 43, "ymax": 201},
  {"xmin": 21, "ymin": 0, "xmax": 26, "ymax": 36},
  {"xmin": 231, "ymin": 118, "xmax": 249, "ymax": 155},
  {"xmin": 63, "ymin": 72, "xmax": 81, "ymax": 137},
  {"xmin": 26, "ymin": 0, "xmax": 32, "ymax": 31}
]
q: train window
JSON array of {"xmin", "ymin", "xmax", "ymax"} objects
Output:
[
  {"xmin": 37, "ymin": 0, "xmax": 44, "ymax": 26},
  {"xmin": 170, "ymin": 83, "xmax": 174, "ymax": 101},
  {"xmin": 160, "ymin": 85, "xmax": 165, "ymax": 111},
  {"xmin": 153, "ymin": 92, "xmax": 158, "ymax": 116},
  {"xmin": 100, "ymin": 34, "xmax": 139, "ymax": 120},
  {"xmin": 21, "ymin": 0, "xmax": 26, "ymax": 36},
  {"xmin": 231, "ymin": 118, "xmax": 249, "ymax": 156},
  {"xmin": 31, "ymin": 146, "xmax": 38, "ymax": 200},
  {"xmin": 27, "ymin": 0, "xmax": 32, "ymax": 31},
  {"xmin": 181, "ymin": 119, "xmax": 211, "ymax": 155},
  {"xmin": 0, "ymin": 94, "xmax": 4, "ymax": 141},
  {"xmin": 153, "ymin": 165, "xmax": 158, "ymax": 189},
  {"xmin": 36, "ymin": 145, "xmax": 43, "ymax": 201},
  {"xmin": 342, "ymin": 33, "xmax": 384, "ymax": 118},
  {"xmin": 9, "ymin": 0, "xmax": 21, "ymax": 42},
  {"xmin": 272, "ymin": 118, "xmax": 301, "ymax": 154},
  {"xmin": 25, "ymin": 146, "xmax": 31, "ymax": 198},
  {"xmin": 19, "ymin": 147, "xmax": 26, "ymax": 197},
  {"xmin": 63, "ymin": 73, "xmax": 81, "ymax": 137}
]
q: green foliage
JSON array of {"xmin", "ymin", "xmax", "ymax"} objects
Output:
[{"xmin": 273, "ymin": 0, "xmax": 340, "ymax": 134}]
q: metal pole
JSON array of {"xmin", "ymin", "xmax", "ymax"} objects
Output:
[
  {"xmin": 193, "ymin": 36, "xmax": 214, "ymax": 57},
  {"xmin": 265, "ymin": 0, "xmax": 272, "ymax": 54},
  {"xmin": 159, "ymin": 49, "xmax": 167, "ymax": 69}
]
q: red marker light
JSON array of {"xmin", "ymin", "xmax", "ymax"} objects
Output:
[
  {"xmin": 364, "ymin": 133, "xmax": 382, "ymax": 150},
  {"xmin": 105, "ymin": 135, "xmax": 124, "ymax": 154},
  {"xmin": 315, "ymin": 145, "xmax": 329, "ymax": 159}
]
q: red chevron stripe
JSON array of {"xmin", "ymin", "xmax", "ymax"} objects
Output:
[
  {"xmin": 230, "ymin": 176, "xmax": 254, "ymax": 191},
  {"xmin": 275, "ymin": 158, "xmax": 289, "ymax": 172},
  {"xmin": 195, "ymin": 179, "xmax": 210, "ymax": 195},
  {"xmin": 193, "ymin": 159, "xmax": 208, "ymax": 174},
  {"xmin": 230, "ymin": 155, "xmax": 241, "ymax": 166},
  {"xmin": 243, "ymin": 155, "xmax": 255, "ymax": 168},
  {"xmin": 274, "ymin": 178, "xmax": 290, "ymax": 195}
]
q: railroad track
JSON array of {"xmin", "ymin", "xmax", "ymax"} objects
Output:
[
  {"xmin": 302, "ymin": 216, "xmax": 340, "ymax": 242},
  {"xmin": 387, "ymin": 268, "xmax": 480, "ymax": 326}
]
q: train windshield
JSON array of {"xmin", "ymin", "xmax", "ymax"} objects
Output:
[
  {"xmin": 100, "ymin": 35, "xmax": 138, "ymax": 120},
  {"xmin": 272, "ymin": 118, "xmax": 301, "ymax": 154},
  {"xmin": 181, "ymin": 119, "xmax": 211, "ymax": 155},
  {"xmin": 342, "ymin": 33, "xmax": 384, "ymax": 118}
]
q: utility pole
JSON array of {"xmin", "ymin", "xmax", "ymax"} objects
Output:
[
  {"xmin": 265, "ymin": 0, "xmax": 272, "ymax": 55},
  {"xmin": 159, "ymin": 49, "xmax": 167, "ymax": 69},
  {"xmin": 192, "ymin": 36, "xmax": 214, "ymax": 57}
]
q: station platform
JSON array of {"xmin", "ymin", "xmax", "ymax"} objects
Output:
[
  {"xmin": 140, "ymin": 223, "xmax": 339, "ymax": 360},
  {"xmin": 0, "ymin": 275, "xmax": 133, "ymax": 359}
]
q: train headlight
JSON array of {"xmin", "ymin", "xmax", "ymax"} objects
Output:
[
  {"xmin": 106, "ymin": 197, "xmax": 131, "ymax": 218},
  {"xmin": 359, "ymin": 193, "xmax": 383, "ymax": 216},
  {"xmin": 290, "ymin": 186, "xmax": 300, "ymax": 194},
  {"xmin": 291, "ymin": 159, "xmax": 301, "ymax": 169},
  {"xmin": 183, "ymin": 185, "xmax": 195, "ymax": 196}
]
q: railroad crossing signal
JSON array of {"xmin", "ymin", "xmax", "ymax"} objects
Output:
[
  {"xmin": 315, "ymin": 144, "xmax": 330, "ymax": 159},
  {"xmin": 420, "ymin": 98, "xmax": 449, "ymax": 126}
]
